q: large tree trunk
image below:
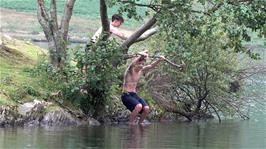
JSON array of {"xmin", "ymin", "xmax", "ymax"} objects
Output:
[
  {"xmin": 37, "ymin": 0, "xmax": 75, "ymax": 69},
  {"xmin": 91, "ymin": 0, "xmax": 110, "ymax": 119},
  {"xmin": 47, "ymin": 37, "xmax": 67, "ymax": 68}
]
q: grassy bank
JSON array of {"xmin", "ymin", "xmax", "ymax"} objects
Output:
[{"xmin": 0, "ymin": 34, "xmax": 47, "ymax": 105}]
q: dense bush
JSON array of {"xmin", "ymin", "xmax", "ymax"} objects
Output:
[{"xmin": 75, "ymin": 40, "xmax": 123, "ymax": 117}]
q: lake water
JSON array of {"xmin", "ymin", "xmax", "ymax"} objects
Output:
[{"xmin": 0, "ymin": 117, "xmax": 265, "ymax": 149}]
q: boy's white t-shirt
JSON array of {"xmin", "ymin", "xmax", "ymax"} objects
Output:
[{"xmin": 91, "ymin": 24, "xmax": 120, "ymax": 43}]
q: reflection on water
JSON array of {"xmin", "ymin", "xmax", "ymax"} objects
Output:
[{"xmin": 0, "ymin": 119, "xmax": 265, "ymax": 149}]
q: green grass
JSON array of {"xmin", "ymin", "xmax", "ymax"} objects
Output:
[
  {"xmin": 0, "ymin": 0, "xmax": 107, "ymax": 18},
  {"xmin": 0, "ymin": 0, "xmax": 145, "ymax": 16},
  {"xmin": 0, "ymin": 36, "xmax": 47, "ymax": 105},
  {"xmin": 0, "ymin": 0, "xmax": 147, "ymax": 27}
]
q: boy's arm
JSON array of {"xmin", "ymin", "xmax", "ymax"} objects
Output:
[
  {"xmin": 112, "ymin": 30, "xmax": 127, "ymax": 40},
  {"xmin": 110, "ymin": 27, "xmax": 127, "ymax": 40},
  {"xmin": 129, "ymin": 50, "xmax": 149, "ymax": 68},
  {"xmin": 143, "ymin": 56, "xmax": 165, "ymax": 71}
]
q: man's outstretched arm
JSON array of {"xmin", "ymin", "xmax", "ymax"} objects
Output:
[
  {"xmin": 143, "ymin": 56, "xmax": 165, "ymax": 71},
  {"xmin": 111, "ymin": 27, "xmax": 128, "ymax": 40}
]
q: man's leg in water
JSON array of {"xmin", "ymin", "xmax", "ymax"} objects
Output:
[
  {"xmin": 139, "ymin": 106, "xmax": 150, "ymax": 124},
  {"xmin": 129, "ymin": 104, "xmax": 142, "ymax": 124}
]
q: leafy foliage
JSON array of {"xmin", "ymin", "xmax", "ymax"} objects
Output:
[
  {"xmin": 141, "ymin": 0, "xmax": 265, "ymax": 120},
  {"xmin": 79, "ymin": 40, "xmax": 123, "ymax": 115},
  {"xmin": 33, "ymin": 39, "xmax": 122, "ymax": 116}
]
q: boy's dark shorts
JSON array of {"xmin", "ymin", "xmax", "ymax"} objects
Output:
[{"xmin": 121, "ymin": 92, "xmax": 148, "ymax": 113}]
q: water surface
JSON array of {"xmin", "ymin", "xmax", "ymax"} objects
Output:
[{"xmin": 1, "ymin": 119, "xmax": 265, "ymax": 149}]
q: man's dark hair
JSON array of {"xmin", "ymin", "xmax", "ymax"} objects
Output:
[{"xmin": 112, "ymin": 14, "xmax": 124, "ymax": 23}]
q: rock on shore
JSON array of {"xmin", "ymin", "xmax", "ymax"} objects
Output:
[{"xmin": 0, "ymin": 100, "xmax": 100, "ymax": 128}]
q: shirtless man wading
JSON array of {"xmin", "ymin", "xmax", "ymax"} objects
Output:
[{"xmin": 121, "ymin": 50, "xmax": 165, "ymax": 124}]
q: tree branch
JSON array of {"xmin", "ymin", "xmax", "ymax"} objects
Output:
[
  {"xmin": 195, "ymin": 90, "xmax": 209, "ymax": 112},
  {"xmin": 60, "ymin": 0, "xmax": 76, "ymax": 40},
  {"xmin": 123, "ymin": 53, "xmax": 185, "ymax": 69},
  {"xmin": 50, "ymin": 0, "xmax": 58, "ymax": 30},
  {"xmin": 178, "ymin": 86, "xmax": 196, "ymax": 103},
  {"xmin": 220, "ymin": 97, "xmax": 249, "ymax": 119},
  {"xmin": 37, "ymin": 0, "xmax": 49, "ymax": 22},
  {"xmin": 205, "ymin": 100, "xmax": 221, "ymax": 122},
  {"xmin": 120, "ymin": 16, "xmax": 157, "ymax": 53},
  {"xmin": 37, "ymin": 0, "xmax": 52, "ymax": 40},
  {"xmin": 135, "ymin": 27, "xmax": 158, "ymax": 42},
  {"xmin": 120, "ymin": 0, "xmax": 161, "ymax": 11},
  {"xmin": 149, "ymin": 90, "xmax": 193, "ymax": 121},
  {"xmin": 99, "ymin": 0, "xmax": 110, "ymax": 41}
]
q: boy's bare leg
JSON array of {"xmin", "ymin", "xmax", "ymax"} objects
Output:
[
  {"xmin": 139, "ymin": 106, "xmax": 150, "ymax": 124},
  {"xmin": 129, "ymin": 104, "xmax": 142, "ymax": 124}
]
